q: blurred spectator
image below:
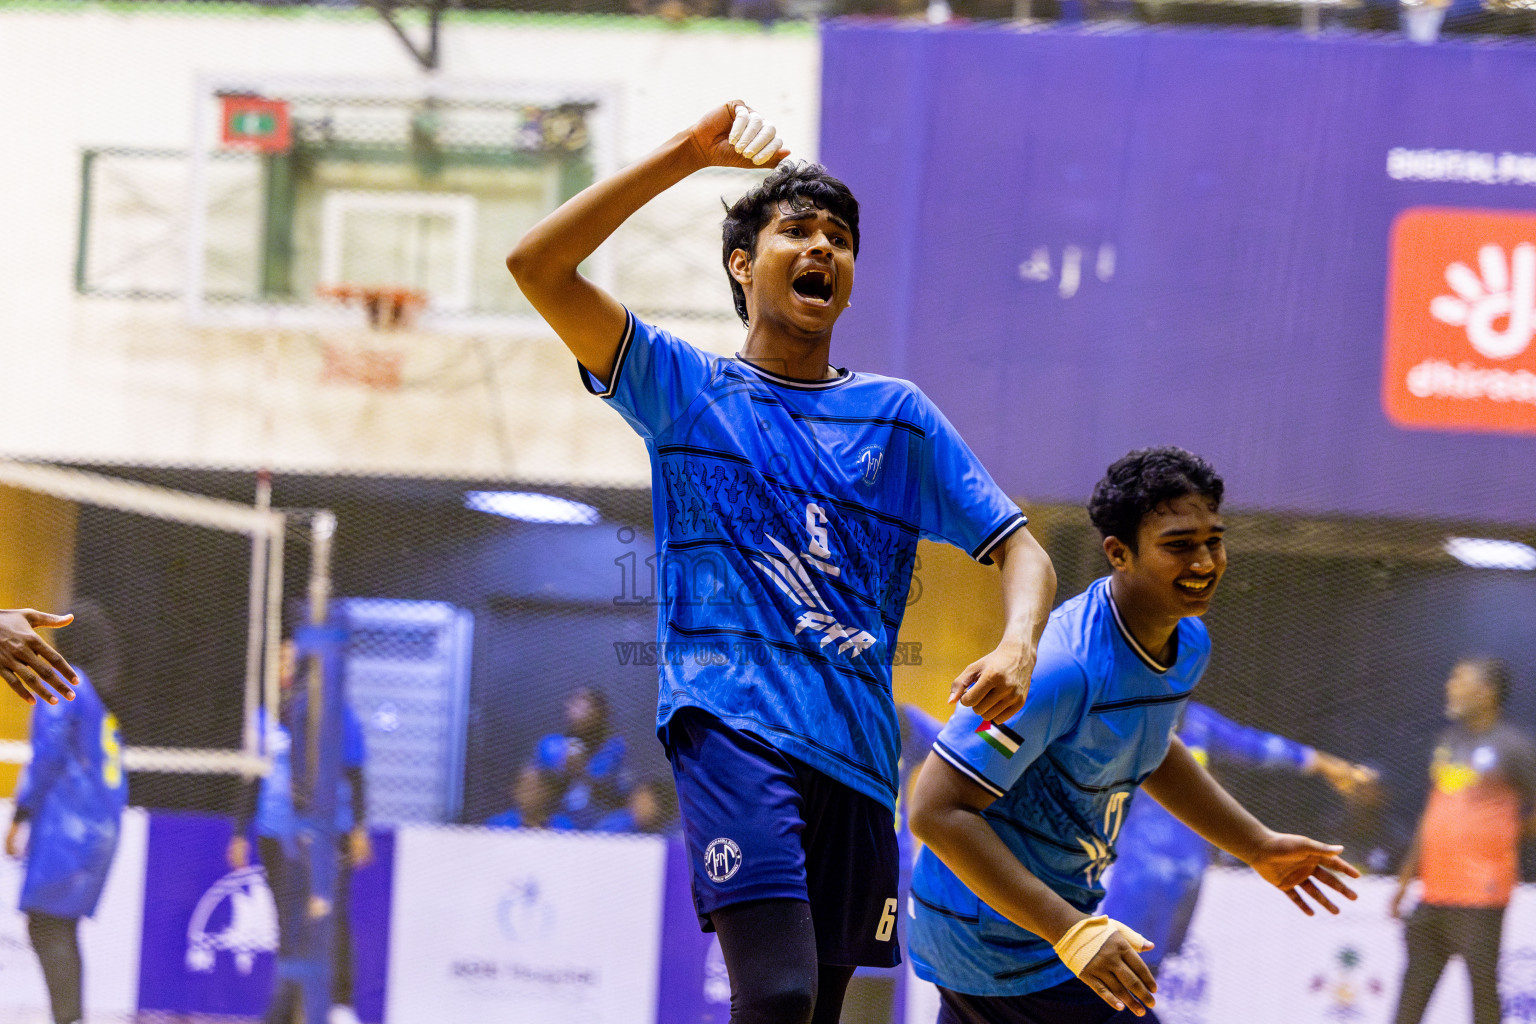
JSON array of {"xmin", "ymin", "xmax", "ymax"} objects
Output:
[
  {"xmin": 536, "ymin": 687, "xmax": 630, "ymax": 829},
  {"xmin": 486, "ymin": 765, "xmax": 575, "ymax": 830},
  {"xmin": 592, "ymin": 779, "xmax": 679, "ymax": 834},
  {"xmin": 1390, "ymin": 657, "xmax": 1536, "ymax": 1024}
]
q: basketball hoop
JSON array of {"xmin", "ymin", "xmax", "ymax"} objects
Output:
[{"xmin": 318, "ymin": 284, "xmax": 427, "ymax": 329}]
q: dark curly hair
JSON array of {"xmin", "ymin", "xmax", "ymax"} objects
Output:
[
  {"xmin": 721, "ymin": 162, "xmax": 860, "ymax": 327},
  {"xmin": 1088, "ymin": 447, "xmax": 1225, "ymax": 550}
]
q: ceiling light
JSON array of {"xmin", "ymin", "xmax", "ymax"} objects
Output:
[
  {"xmin": 464, "ymin": 491, "xmax": 600, "ymax": 525},
  {"xmin": 1444, "ymin": 537, "xmax": 1536, "ymax": 571}
]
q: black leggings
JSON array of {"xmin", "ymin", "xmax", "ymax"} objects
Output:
[
  {"xmin": 711, "ymin": 898, "xmax": 857, "ymax": 1024},
  {"xmin": 27, "ymin": 912, "xmax": 82, "ymax": 1024},
  {"xmin": 1393, "ymin": 903, "xmax": 1504, "ymax": 1024},
  {"xmin": 259, "ymin": 835, "xmax": 357, "ymax": 1024}
]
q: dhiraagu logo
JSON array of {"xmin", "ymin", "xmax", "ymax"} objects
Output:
[
  {"xmin": 1430, "ymin": 242, "xmax": 1535, "ymax": 359},
  {"xmin": 1384, "ymin": 207, "xmax": 1536, "ymax": 434}
]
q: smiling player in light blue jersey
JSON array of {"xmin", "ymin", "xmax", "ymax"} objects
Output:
[
  {"xmin": 508, "ymin": 101, "xmax": 1057, "ymax": 1024},
  {"xmin": 909, "ymin": 448, "xmax": 1360, "ymax": 1023}
]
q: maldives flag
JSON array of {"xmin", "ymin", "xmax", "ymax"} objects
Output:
[
  {"xmin": 975, "ymin": 719, "xmax": 1022, "ymax": 758},
  {"xmin": 220, "ymin": 95, "xmax": 291, "ymax": 154}
]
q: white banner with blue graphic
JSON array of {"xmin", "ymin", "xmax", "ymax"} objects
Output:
[
  {"xmin": 0, "ymin": 802, "xmax": 148, "ymax": 1018},
  {"xmin": 1154, "ymin": 869, "xmax": 1536, "ymax": 1024},
  {"xmin": 386, "ymin": 825, "xmax": 667, "ymax": 1024}
]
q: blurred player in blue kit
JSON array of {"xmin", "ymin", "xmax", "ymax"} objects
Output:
[
  {"xmin": 508, "ymin": 101, "xmax": 1057, "ymax": 1023},
  {"xmin": 4, "ymin": 602, "xmax": 125, "ymax": 1024},
  {"xmin": 228, "ymin": 639, "xmax": 371, "ymax": 1024},
  {"xmin": 1100, "ymin": 702, "xmax": 1376, "ymax": 973},
  {"xmin": 908, "ymin": 448, "xmax": 1360, "ymax": 1023}
]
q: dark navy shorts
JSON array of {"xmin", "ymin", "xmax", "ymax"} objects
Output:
[
  {"xmin": 938, "ymin": 979, "xmax": 1163, "ymax": 1024},
  {"xmin": 666, "ymin": 707, "xmax": 901, "ymax": 968}
]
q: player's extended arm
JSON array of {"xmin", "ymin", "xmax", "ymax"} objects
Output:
[
  {"xmin": 948, "ymin": 528, "xmax": 1057, "ymax": 723},
  {"xmin": 0, "ymin": 609, "xmax": 77, "ymax": 705},
  {"xmin": 506, "ymin": 102, "xmax": 788, "ymax": 386},
  {"xmin": 1142, "ymin": 736, "xmax": 1360, "ymax": 916},
  {"xmin": 909, "ymin": 752, "xmax": 1157, "ymax": 1016},
  {"xmin": 1194, "ymin": 703, "xmax": 1377, "ymax": 795}
]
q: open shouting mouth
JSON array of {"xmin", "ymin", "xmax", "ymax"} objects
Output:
[{"xmin": 792, "ymin": 268, "xmax": 834, "ymax": 304}]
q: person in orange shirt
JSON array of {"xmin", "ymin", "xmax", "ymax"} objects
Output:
[{"xmin": 1390, "ymin": 657, "xmax": 1536, "ymax": 1024}]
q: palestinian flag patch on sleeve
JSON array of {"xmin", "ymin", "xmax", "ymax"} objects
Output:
[{"xmin": 975, "ymin": 719, "xmax": 1023, "ymax": 758}]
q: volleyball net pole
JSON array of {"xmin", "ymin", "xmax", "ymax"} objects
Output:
[{"xmin": 0, "ymin": 460, "xmax": 286, "ymax": 777}]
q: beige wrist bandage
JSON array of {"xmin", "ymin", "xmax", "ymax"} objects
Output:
[{"xmin": 1053, "ymin": 915, "xmax": 1151, "ymax": 977}]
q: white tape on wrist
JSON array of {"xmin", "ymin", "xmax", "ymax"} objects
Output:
[
  {"xmin": 730, "ymin": 107, "xmax": 783, "ymax": 165},
  {"xmin": 1053, "ymin": 916, "xmax": 1150, "ymax": 978}
]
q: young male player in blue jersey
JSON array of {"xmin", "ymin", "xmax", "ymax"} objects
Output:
[
  {"xmin": 228, "ymin": 639, "xmax": 371, "ymax": 1024},
  {"xmin": 907, "ymin": 447, "xmax": 1360, "ymax": 1022},
  {"xmin": 508, "ymin": 102, "xmax": 1057, "ymax": 1024},
  {"xmin": 4, "ymin": 603, "xmax": 125, "ymax": 1024},
  {"xmin": 1100, "ymin": 702, "xmax": 1375, "ymax": 977}
]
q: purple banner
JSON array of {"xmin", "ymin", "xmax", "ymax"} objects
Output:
[
  {"xmin": 655, "ymin": 835, "xmax": 730, "ymax": 1024},
  {"xmin": 821, "ymin": 26, "xmax": 1536, "ymax": 523},
  {"xmin": 136, "ymin": 813, "xmax": 392, "ymax": 1022}
]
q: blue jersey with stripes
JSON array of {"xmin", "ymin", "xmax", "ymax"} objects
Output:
[
  {"xmin": 1099, "ymin": 702, "xmax": 1311, "ymax": 952},
  {"xmin": 583, "ymin": 311, "xmax": 1024, "ymax": 809},
  {"xmin": 15, "ymin": 670, "xmax": 126, "ymax": 918},
  {"xmin": 909, "ymin": 577, "xmax": 1211, "ymax": 996}
]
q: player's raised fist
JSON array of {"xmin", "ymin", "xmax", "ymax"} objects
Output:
[{"xmin": 687, "ymin": 102, "xmax": 790, "ymax": 170}]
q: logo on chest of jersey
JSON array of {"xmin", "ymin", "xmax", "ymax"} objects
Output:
[{"xmin": 855, "ymin": 445, "xmax": 885, "ymax": 486}]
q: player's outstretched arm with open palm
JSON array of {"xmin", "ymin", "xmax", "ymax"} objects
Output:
[
  {"xmin": 0, "ymin": 609, "xmax": 76, "ymax": 705},
  {"xmin": 948, "ymin": 528, "xmax": 1056, "ymax": 722},
  {"xmin": 1143, "ymin": 736, "xmax": 1361, "ymax": 916},
  {"xmin": 506, "ymin": 102, "xmax": 789, "ymax": 387}
]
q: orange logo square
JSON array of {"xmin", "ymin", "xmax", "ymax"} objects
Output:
[{"xmin": 1384, "ymin": 207, "xmax": 1536, "ymax": 434}]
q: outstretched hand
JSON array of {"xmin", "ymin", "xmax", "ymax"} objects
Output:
[
  {"xmin": 949, "ymin": 639, "xmax": 1035, "ymax": 723},
  {"xmin": 1247, "ymin": 832, "xmax": 1361, "ymax": 916},
  {"xmin": 685, "ymin": 102, "xmax": 790, "ymax": 171},
  {"xmin": 1313, "ymin": 751, "xmax": 1380, "ymax": 799},
  {"xmin": 0, "ymin": 609, "xmax": 77, "ymax": 706},
  {"xmin": 1080, "ymin": 930, "xmax": 1157, "ymax": 1017}
]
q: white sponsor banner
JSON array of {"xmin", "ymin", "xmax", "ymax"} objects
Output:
[
  {"xmin": 1162, "ymin": 869, "xmax": 1536, "ymax": 1024},
  {"xmin": 0, "ymin": 801, "xmax": 147, "ymax": 1017},
  {"xmin": 387, "ymin": 825, "xmax": 667, "ymax": 1024}
]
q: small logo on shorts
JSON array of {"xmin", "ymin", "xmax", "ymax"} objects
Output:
[{"xmin": 704, "ymin": 838, "xmax": 742, "ymax": 883}]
